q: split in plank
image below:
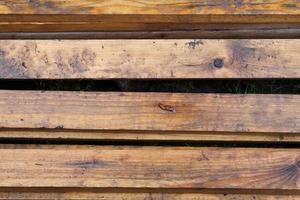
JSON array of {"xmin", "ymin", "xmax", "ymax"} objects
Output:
[
  {"xmin": 0, "ymin": 91, "xmax": 299, "ymax": 133},
  {"xmin": 1, "ymin": 1, "xmax": 300, "ymax": 31},
  {"xmin": 1, "ymin": 39, "xmax": 300, "ymax": 79},
  {"xmin": 0, "ymin": 145, "xmax": 300, "ymax": 189}
]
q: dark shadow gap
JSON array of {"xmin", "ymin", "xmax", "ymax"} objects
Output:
[
  {"xmin": 0, "ymin": 79, "xmax": 299, "ymax": 94},
  {"xmin": 0, "ymin": 137, "xmax": 299, "ymax": 148}
]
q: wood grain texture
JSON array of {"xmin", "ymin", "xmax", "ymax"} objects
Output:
[
  {"xmin": 2, "ymin": 24, "xmax": 300, "ymax": 39},
  {"xmin": 1, "ymin": 1, "xmax": 300, "ymax": 31},
  {"xmin": 1, "ymin": 0, "xmax": 300, "ymax": 15},
  {"xmin": 1, "ymin": 39, "xmax": 300, "ymax": 79},
  {"xmin": 0, "ymin": 192, "xmax": 299, "ymax": 200},
  {"xmin": 0, "ymin": 145, "xmax": 300, "ymax": 189},
  {"xmin": 0, "ymin": 91, "xmax": 299, "ymax": 133},
  {"xmin": 1, "ymin": 129, "xmax": 299, "ymax": 142}
]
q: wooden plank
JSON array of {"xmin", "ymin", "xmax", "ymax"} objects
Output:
[
  {"xmin": 0, "ymin": 91, "xmax": 299, "ymax": 133},
  {"xmin": 0, "ymin": 145, "xmax": 300, "ymax": 189},
  {"xmin": 1, "ymin": 129, "xmax": 300, "ymax": 143},
  {"xmin": 1, "ymin": 39, "xmax": 300, "ymax": 79},
  {"xmin": 2, "ymin": 24, "xmax": 300, "ymax": 39},
  {"xmin": 1, "ymin": 1, "xmax": 300, "ymax": 31},
  {"xmin": 0, "ymin": 192, "xmax": 299, "ymax": 200}
]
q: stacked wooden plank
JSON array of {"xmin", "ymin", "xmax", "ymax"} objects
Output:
[{"xmin": 0, "ymin": 0, "xmax": 300, "ymax": 199}]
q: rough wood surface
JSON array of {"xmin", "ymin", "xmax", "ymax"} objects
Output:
[
  {"xmin": 0, "ymin": 91, "xmax": 299, "ymax": 133},
  {"xmin": 1, "ymin": 39, "xmax": 300, "ymax": 79},
  {"xmin": 2, "ymin": 24, "xmax": 300, "ymax": 39},
  {"xmin": 1, "ymin": 129, "xmax": 299, "ymax": 142},
  {"xmin": 0, "ymin": 192, "xmax": 299, "ymax": 200},
  {"xmin": 0, "ymin": 145, "xmax": 300, "ymax": 189},
  {"xmin": 1, "ymin": 0, "xmax": 300, "ymax": 15},
  {"xmin": 1, "ymin": 1, "xmax": 300, "ymax": 31}
]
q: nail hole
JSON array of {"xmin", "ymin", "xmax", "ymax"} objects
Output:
[{"xmin": 213, "ymin": 58, "xmax": 224, "ymax": 68}]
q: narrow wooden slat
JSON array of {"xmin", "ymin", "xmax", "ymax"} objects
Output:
[
  {"xmin": 2, "ymin": 24, "xmax": 300, "ymax": 39},
  {"xmin": 0, "ymin": 91, "xmax": 299, "ymax": 133},
  {"xmin": 1, "ymin": 39, "xmax": 300, "ymax": 79},
  {"xmin": 0, "ymin": 192, "xmax": 299, "ymax": 200},
  {"xmin": 0, "ymin": 145, "xmax": 300, "ymax": 189},
  {"xmin": 1, "ymin": 129, "xmax": 299, "ymax": 143},
  {"xmin": 1, "ymin": 1, "xmax": 300, "ymax": 31}
]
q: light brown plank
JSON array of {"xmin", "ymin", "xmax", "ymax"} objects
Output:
[
  {"xmin": 1, "ymin": 1, "xmax": 300, "ymax": 31},
  {"xmin": 0, "ymin": 91, "xmax": 299, "ymax": 133},
  {"xmin": 0, "ymin": 145, "xmax": 300, "ymax": 189},
  {"xmin": 0, "ymin": 192, "xmax": 299, "ymax": 200},
  {"xmin": 0, "ymin": 129, "xmax": 299, "ymax": 143},
  {"xmin": 1, "ymin": 39, "xmax": 300, "ymax": 79}
]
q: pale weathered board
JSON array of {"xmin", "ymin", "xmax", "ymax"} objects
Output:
[
  {"xmin": 1, "ymin": 40, "xmax": 300, "ymax": 79},
  {"xmin": 1, "ymin": 0, "xmax": 300, "ymax": 32},
  {"xmin": 0, "ymin": 91, "xmax": 299, "ymax": 133},
  {"xmin": 0, "ymin": 145, "xmax": 300, "ymax": 189}
]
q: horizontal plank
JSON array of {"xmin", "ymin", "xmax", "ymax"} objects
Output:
[
  {"xmin": 1, "ymin": 39, "xmax": 300, "ymax": 79},
  {"xmin": 1, "ymin": 129, "xmax": 300, "ymax": 143},
  {"xmin": 1, "ymin": 1, "xmax": 300, "ymax": 31},
  {"xmin": 0, "ymin": 192, "xmax": 299, "ymax": 200},
  {"xmin": 2, "ymin": 0, "xmax": 300, "ymax": 15},
  {"xmin": 2, "ymin": 24, "xmax": 300, "ymax": 39},
  {"xmin": 0, "ymin": 91, "xmax": 299, "ymax": 133},
  {"xmin": 0, "ymin": 145, "xmax": 300, "ymax": 189},
  {"xmin": 1, "ymin": 22, "xmax": 300, "ymax": 33}
]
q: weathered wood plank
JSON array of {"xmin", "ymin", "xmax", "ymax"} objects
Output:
[
  {"xmin": 0, "ymin": 91, "xmax": 299, "ymax": 133},
  {"xmin": 0, "ymin": 192, "xmax": 299, "ymax": 200},
  {"xmin": 0, "ymin": 145, "xmax": 300, "ymax": 189},
  {"xmin": 1, "ymin": 129, "xmax": 299, "ymax": 142},
  {"xmin": 1, "ymin": 39, "xmax": 300, "ymax": 79},
  {"xmin": 1, "ymin": 1, "xmax": 300, "ymax": 31},
  {"xmin": 2, "ymin": 0, "xmax": 300, "ymax": 15},
  {"xmin": 2, "ymin": 24, "xmax": 300, "ymax": 39}
]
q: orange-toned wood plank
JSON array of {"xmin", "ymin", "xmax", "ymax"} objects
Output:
[
  {"xmin": 1, "ymin": 129, "xmax": 299, "ymax": 142},
  {"xmin": 0, "ymin": 91, "xmax": 299, "ymax": 133},
  {"xmin": 0, "ymin": 1, "xmax": 300, "ymax": 31},
  {"xmin": 1, "ymin": 0, "xmax": 300, "ymax": 15},
  {"xmin": 0, "ymin": 145, "xmax": 300, "ymax": 189},
  {"xmin": 1, "ymin": 39, "xmax": 300, "ymax": 79}
]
